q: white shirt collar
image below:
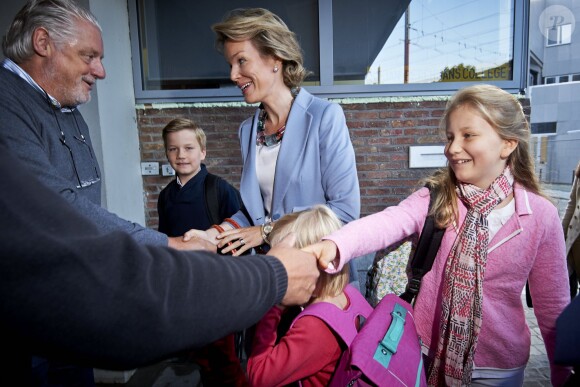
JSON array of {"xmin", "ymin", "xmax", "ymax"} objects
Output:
[{"xmin": 2, "ymin": 58, "xmax": 75, "ymax": 112}]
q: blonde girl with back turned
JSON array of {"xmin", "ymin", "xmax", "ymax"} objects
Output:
[
  {"xmin": 247, "ymin": 205, "xmax": 371, "ymax": 387},
  {"xmin": 305, "ymin": 84, "xmax": 571, "ymax": 386}
]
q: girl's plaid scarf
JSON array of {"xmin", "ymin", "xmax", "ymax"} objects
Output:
[{"xmin": 428, "ymin": 167, "xmax": 514, "ymax": 386}]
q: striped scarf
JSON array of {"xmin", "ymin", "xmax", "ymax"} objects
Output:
[{"xmin": 427, "ymin": 167, "xmax": 514, "ymax": 386}]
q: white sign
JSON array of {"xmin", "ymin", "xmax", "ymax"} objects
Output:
[
  {"xmin": 141, "ymin": 162, "xmax": 159, "ymax": 175},
  {"xmin": 409, "ymin": 146, "xmax": 447, "ymax": 168}
]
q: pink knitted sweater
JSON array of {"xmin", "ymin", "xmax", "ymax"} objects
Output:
[{"xmin": 325, "ymin": 186, "xmax": 571, "ymax": 385}]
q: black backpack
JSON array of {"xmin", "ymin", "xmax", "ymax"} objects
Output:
[
  {"xmin": 203, "ymin": 173, "xmax": 241, "ymax": 225},
  {"xmin": 203, "ymin": 173, "xmax": 252, "ymax": 257}
]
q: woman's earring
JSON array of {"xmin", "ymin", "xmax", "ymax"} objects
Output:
[{"xmin": 273, "ymin": 65, "xmax": 279, "ymax": 73}]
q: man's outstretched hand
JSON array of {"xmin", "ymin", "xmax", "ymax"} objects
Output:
[{"xmin": 268, "ymin": 234, "xmax": 319, "ymax": 306}]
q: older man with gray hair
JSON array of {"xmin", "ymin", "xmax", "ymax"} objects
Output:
[{"xmin": 0, "ymin": 0, "xmax": 203, "ymax": 250}]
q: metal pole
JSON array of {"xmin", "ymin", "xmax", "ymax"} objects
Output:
[{"xmin": 404, "ymin": 6, "xmax": 410, "ymax": 84}]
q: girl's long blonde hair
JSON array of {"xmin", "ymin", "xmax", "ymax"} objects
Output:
[
  {"xmin": 269, "ymin": 205, "xmax": 349, "ymax": 299},
  {"xmin": 424, "ymin": 84, "xmax": 543, "ymax": 228}
]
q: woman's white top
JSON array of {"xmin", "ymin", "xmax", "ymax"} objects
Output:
[{"xmin": 255, "ymin": 143, "xmax": 281, "ymax": 220}]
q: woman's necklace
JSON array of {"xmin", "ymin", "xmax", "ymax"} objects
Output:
[
  {"xmin": 256, "ymin": 88, "xmax": 299, "ymax": 147},
  {"xmin": 256, "ymin": 109, "xmax": 285, "ymax": 146}
]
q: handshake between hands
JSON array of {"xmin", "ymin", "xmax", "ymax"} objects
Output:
[{"xmin": 169, "ymin": 225, "xmax": 339, "ymax": 307}]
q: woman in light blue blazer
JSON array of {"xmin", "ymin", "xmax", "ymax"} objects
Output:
[{"xmin": 187, "ymin": 8, "xmax": 360, "ymax": 256}]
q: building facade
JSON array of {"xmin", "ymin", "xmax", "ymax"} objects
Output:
[{"xmin": 528, "ymin": 0, "xmax": 580, "ymax": 184}]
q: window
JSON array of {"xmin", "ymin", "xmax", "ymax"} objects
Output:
[
  {"xmin": 544, "ymin": 75, "xmax": 575, "ymax": 84},
  {"xmin": 132, "ymin": 0, "xmax": 318, "ymax": 93},
  {"xmin": 333, "ymin": 0, "xmax": 515, "ymax": 86},
  {"xmin": 531, "ymin": 122, "xmax": 557, "ymax": 135},
  {"xmin": 546, "ymin": 23, "xmax": 572, "ymax": 46},
  {"xmin": 129, "ymin": 0, "xmax": 528, "ymax": 102},
  {"xmin": 529, "ymin": 71, "xmax": 538, "ymax": 86}
]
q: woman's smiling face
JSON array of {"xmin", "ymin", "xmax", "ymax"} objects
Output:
[{"xmin": 224, "ymin": 39, "xmax": 279, "ymax": 105}]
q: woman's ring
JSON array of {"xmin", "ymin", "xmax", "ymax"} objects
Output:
[{"xmin": 239, "ymin": 238, "xmax": 245, "ymax": 245}]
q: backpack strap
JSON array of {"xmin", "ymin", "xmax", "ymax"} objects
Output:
[
  {"xmin": 205, "ymin": 171, "xmax": 252, "ymax": 227},
  {"xmin": 204, "ymin": 173, "xmax": 222, "ymax": 226},
  {"xmin": 290, "ymin": 284, "xmax": 373, "ymax": 346},
  {"xmin": 399, "ymin": 188, "xmax": 445, "ymax": 304}
]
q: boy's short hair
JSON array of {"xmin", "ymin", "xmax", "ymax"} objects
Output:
[
  {"xmin": 162, "ymin": 118, "xmax": 206, "ymax": 151},
  {"xmin": 269, "ymin": 205, "xmax": 349, "ymax": 299}
]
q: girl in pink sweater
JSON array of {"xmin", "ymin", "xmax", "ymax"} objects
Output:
[
  {"xmin": 305, "ymin": 84, "xmax": 571, "ymax": 386},
  {"xmin": 247, "ymin": 205, "xmax": 371, "ymax": 387}
]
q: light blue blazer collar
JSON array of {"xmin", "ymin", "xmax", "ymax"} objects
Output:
[{"xmin": 238, "ymin": 88, "xmax": 314, "ymax": 224}]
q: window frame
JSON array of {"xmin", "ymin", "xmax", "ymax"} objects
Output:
[
  {"xmin": 128, "ymin": 0, "xmax": 529, "ymax": 103},
  {"xmin": 545, "ymin": 23, "xmax": 572, "ymax": 47}
]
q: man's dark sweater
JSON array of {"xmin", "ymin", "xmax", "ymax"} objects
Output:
[
  {"xmin": 0, "ymin": 64, "xmax": 165, "ymax": 245},
  {"xmin": 0, "ymin": 146, "xmax": 287, "ymax": 385}
]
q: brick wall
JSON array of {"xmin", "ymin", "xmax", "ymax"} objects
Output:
[{"xmin": 137, "ymin": 97, "xmax": 530, "ymax": 228}]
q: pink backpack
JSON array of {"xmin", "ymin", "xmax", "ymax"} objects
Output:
[
  {"xmin": 291, "ymin": 190, "xmax": 442, "ymax": 386},
  {"xmin": 291, "ymin": 284, "xmax": 372, "ymax": 348},
  {"xmin": 329, "ymin": 293, "xmax": 427, "ymax": 386},
  {"xmin": 291, "ymin": 285, "xmax": 427, "ymax": 386}
]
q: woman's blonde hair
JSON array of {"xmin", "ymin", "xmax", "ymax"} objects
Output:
[
  {"xmin": 423, "ymin": 84, "xmax": 543, "ymax": 228},
  {"xmin": 269, "ymin": 205, "xmax": 349, "ymax": 299},
  {"xmin": 212, "ymin": 8, "xmax": 308, "ymax": 89},
  {"xmin": 161, "ymin": 118, "xmax": 206, "ymax": 151}
]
